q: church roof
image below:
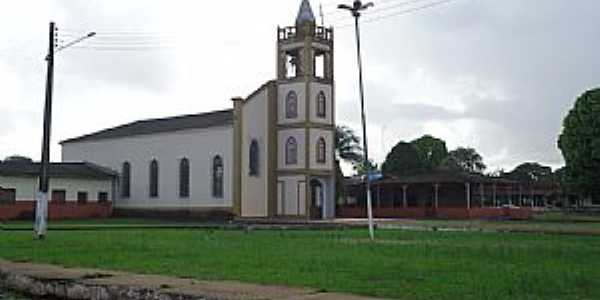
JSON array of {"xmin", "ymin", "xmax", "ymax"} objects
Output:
[
  {"xmin": 0, "ymin": 161, "xmax": 117, "ymax": 179},
  {"xmin": 61, "ymin": 109, "xmax": 233, "ymax": 144},
  {"xmin": 296, "ymin": 0, "xmax": 316, "ymax": 26}
]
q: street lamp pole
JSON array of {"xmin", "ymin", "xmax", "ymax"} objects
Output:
[
  {"xmin": 35, "ymin": 22, "xmax": 95, "ymax": 239},
  {"xmin": 338, "ymin": 0, "xmax": 375, "ymax": 240}
]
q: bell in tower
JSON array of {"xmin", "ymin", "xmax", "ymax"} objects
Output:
[{"xmin": 277, "ymin": 0, "xmax": 334, "ymax": 82}]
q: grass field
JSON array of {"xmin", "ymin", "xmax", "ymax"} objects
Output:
[{"xmin": 1, "ymin": 229, "xmax": 599, "ymax": 300}]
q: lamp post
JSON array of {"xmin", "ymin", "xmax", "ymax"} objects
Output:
[
  {"xmin": 35, "ymin": 22, "xmax": 95, "ymax": 239},
  {"xmin": 338, "ymin": 0, "xmax": 375, "ymax": 240}
]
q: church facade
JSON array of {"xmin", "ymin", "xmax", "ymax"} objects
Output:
[{"xmin": 61, "ymin": 0, "xmax": 336, "ymax": 219}]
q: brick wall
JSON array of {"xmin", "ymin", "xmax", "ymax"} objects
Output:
[
  {"xmin": 0, "ymin": 201, "xmax": 112, "ymax": 221},
  {"xmin": 336, "ymin": 205, "xmax": 533, "ymax": 220}
]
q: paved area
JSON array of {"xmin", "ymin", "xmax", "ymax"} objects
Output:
[{"xmin": 0, "ymin": 260, "xmax": 383, "ymax": 300}]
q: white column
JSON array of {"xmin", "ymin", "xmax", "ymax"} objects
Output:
[
  {"xmin": 493, "ymin": 184, "xmax": 497, "ymax": 207},
  {"xmin": 466, "ymin": 182, "xmax": 471, "ymax": 210},
  {"xmin": 402, "ymin": 185, "xmax": 408, "ymax": 208},
  {"xmin": 434, "ymin": 184, "xmax": 439, "ymax": 210},
  {"xmin": 480, "ymin": 183, "xmax": 485, "ymax": 208}
]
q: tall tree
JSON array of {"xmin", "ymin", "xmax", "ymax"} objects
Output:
[
  {"xmin": 410, "ymin": 135, "xmax": 449, "ymax": 170},
  {"xmin": 334, "ymin": 125, "xmax": 364, "ymax": 201},
  {"xmin": 381, "ymin": 142, "xmax": 424, "ymax": 176},
  {"xmin": 444, "ymin": 147, "xmax": 486, "ymax": 173},
  {"xmin": 504, "ymin": 162, "xmax": 553, "ymax": 183},
  {"xmin": 558, "ymin": 88, "xmax": 600, "ymax": 199}
]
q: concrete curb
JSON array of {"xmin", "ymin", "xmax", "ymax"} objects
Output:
[{"xmin": 0, "ymin": 260, "xmax": 381, "ymax": 300}]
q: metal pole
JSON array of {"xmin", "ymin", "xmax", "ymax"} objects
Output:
[
  {"xmin": 35, "ymin": 21, "xmax": 55, "ymax": 239},
  {"xmin": 353, "ymin": 15, "xmax": 375, "ymax": 240}
]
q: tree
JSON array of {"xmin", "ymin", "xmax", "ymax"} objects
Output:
[
  {"xmin": 353, "ymin": 159, "xmax": 378, "ymax": 176},
  {"xmin": 444, "ymin": 147, "xmax": 486, "ymax": 173},
  {"xmin": 558, "ymin": 88, "xmax": 600, "ymax": 199},
  {"xmin": 335, "ymin": 126, "xmax": 363, "ymax": 166},
  {"xmin": 410, "ymin": 135, "xmax": 448, "ymax": 170},
  {"xmin": 4, "ymin": 155, "xmax": 33, "ymax": 163},
  {"xmin": 504, "ymin": 162, "xmax": 553, "ymax": 183},
  {"xmin": 381, "ymin": 142, "xmax": 424, "ymax": 176},
  {"xmin": 334, "ymin": 125, "xmax": 364, "ymax": 201}
]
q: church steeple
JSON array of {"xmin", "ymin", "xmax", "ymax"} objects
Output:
[{"xmin": 296, "ymin": 0, "xmax": 316, "ymax": 27}]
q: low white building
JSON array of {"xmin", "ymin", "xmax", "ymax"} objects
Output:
[
  {"xmin": 60, "ymin": 0, "xmax": 337, "ymax": 220},
  {"xmin": 0, "ymin": 161, "xmax": 116, "ymax": 220}
]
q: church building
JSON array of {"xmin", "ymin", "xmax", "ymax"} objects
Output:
[{"xmin": 61, "ymin": 0, "xmax": 336, "ymax": 219}]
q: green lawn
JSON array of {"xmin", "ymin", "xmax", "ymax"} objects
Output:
[{"xmin": 1, "ymin": 229, "xmax": 599, "ymax": 300}]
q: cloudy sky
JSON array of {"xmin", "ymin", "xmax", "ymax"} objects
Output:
[{"xmin": 0, "ymin": 0, "xmax": 598, "ymax": 174}]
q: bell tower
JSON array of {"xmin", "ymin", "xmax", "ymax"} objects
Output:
[
  {"xmin": 274, "ymin": 0, "xmax": 336, "ymax": 219},
  {"xmin": 277, "ymin": 0, "xmax": 334, "ymax": 81}
]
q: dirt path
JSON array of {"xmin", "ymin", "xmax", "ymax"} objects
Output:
[{"xmin": 0, "ymin": 260, "xmax": 382, "ymax": 300}]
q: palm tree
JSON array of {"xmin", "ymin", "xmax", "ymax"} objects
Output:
[
  {"xmin": 335, "ymin": 126, "xmax": 364, "ymax": 203},
  {"xmin": 335, "ymin": 126, "xmax": 363, "ymax": 165}
]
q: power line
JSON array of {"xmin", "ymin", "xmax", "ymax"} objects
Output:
[
  {"xmin": 334, "ymin": 0, "xmax": 457, "ymax": 28},
  {"xmin": 323, "ymin": 0, "xmax": 434, "ymax": 18}
]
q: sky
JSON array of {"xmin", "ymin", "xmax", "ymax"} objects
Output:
[{"xmin": 0, "ymin": 0, "xmax": 598, "ymax": 175}]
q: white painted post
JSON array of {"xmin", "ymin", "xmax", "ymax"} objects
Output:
[
  {"xmin": 434, "ymin": 184, "xmax": 439, "ymax": 210},
  {"xmin": 466, "ymin": 182, "xmax": 471, "ymax": 210},
  {"xmin": 402, "ymin": 185, "xmax": 408, "ymax": 208}
]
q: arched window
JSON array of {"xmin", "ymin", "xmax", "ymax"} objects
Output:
[
  {"xmin": 149, "ymin": 160, "xmax": 159, "ymax": 198},
  {"xmin": 179, "ymin": 158, "xmax": 190, "ymax": 198},
  {"xmin": 249, "ymin": 140, "xmax": 260, "ymax": 176},
  {"xmin": 316, "ymin": 137, "xmax": 327, "ymax": 164},
  {"xmin": 317, "ymin": 91, "xmax": 326, "ymax": 118},
  {"xmin": 121, "ymin": 162, "xmax": 131, "ymax": 198},
  {"xmin": 285, "ymin": 91, "xmax": 298, "ymax": 119},
  {"xmin": 212, "ymin": 156, "xmax": 224, "ymax": 198},
  {"xmin": 286, "ymin": 137, "xmax": 298, "ymax": 165}
]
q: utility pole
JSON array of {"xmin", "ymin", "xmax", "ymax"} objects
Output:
[
  {"xmin": 338, "ymin": 0, "xmax": 375, "ymax": 240},
  {"xmin": 35, "ymin": 22, "xmax": 56, "ymax": 239},
  {"xmin": 35, "ymin": 23, "xmax": 96, "ymax": 239}
]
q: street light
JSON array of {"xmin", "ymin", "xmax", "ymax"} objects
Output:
[
  {"xmin": 35, "ymin": 22, "xmax": 95, "ymax": 239},
  {"xmin": 338, "ymin": 1, "xmax": 375, "ymax": 240}
]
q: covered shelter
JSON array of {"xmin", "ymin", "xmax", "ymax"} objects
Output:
[{"xmin": 339, "ymin": 170, "xmax": 539, "ymax": 219}]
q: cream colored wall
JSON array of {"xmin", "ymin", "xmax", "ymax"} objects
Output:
[
  {"xmin": 277, "ymin": 175, "xmax": 306, "ymax": 216},
  {"xmin": 277, "ymin": 128, "xmax": 306, "ymax": 170},
  {"xmin": 0, "ymin": 176, "xmax": 112, "ymax": 202},
  {"xmin": 277, "ymin": 82, "xmax": 306, "ymax": 125},
  {"xmin": 309, "ymin": 83, "xmax": 333, "ymax": 124},
  {"xmin": 62, "ymin": 126, "xmax": 233, "ymax": 209},
  {"xmin": 241, "ymin": 89, "xmax": 269, "ymax": 217},
  {"xmin": 309, "ymin": 128, "xmax": 334, "ymax": 170}
]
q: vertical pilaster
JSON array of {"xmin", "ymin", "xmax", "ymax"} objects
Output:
[{"xmin": 231, "ymin": 97, "xmax": 244, "ymax": 217}]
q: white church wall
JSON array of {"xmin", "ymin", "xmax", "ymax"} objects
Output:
[
  {"xmin": 277, "ymin": 82, "xmax": 306, "ymax": 125},
  {"xmin": 309, "ymin": 82, "xmax": 333, "ymax": 125},
  {"xmin": 309, "ymin": 128, "xmax": 334, "ymax": 170},
  {"xmin": 0, "ymin": 176, "xmax": 111, "ymax": 202},
  {"xmin": 62, "ymin": 126, "xmax": 233, "ymax": 209},
  {"xmin": 241, "ymin": 88, "xmax": 269, "ymax": 217},
  {"xmin": 277, "ymin": 128, "xmax": 306, "ymax": 170}
]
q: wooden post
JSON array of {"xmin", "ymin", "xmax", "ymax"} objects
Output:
[
  {"xmin": 466, "ymin": 182, "xmax": 471, "ymax": 210},
  {"xmin": 402, "ymin": 185, "xmax": 408, "ymax": 208}
]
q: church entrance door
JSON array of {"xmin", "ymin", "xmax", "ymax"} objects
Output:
[{"xmin": 310, "ymin": 179, "xmax": 324, "ymax": 219}]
